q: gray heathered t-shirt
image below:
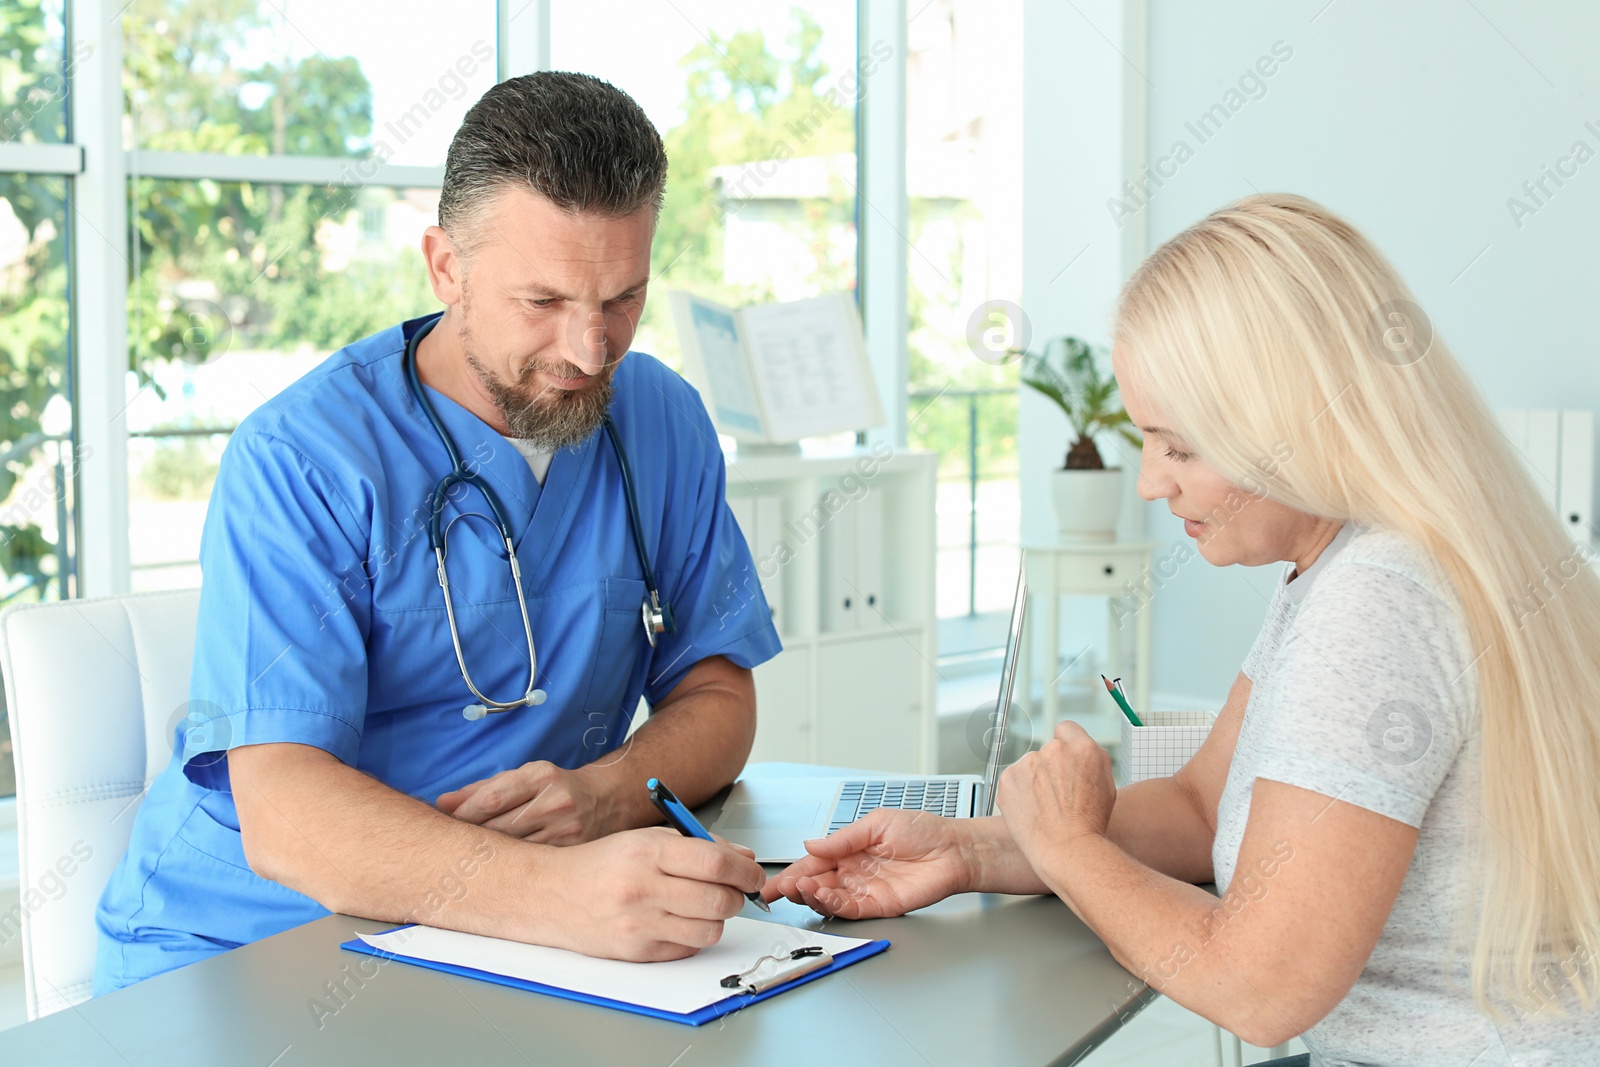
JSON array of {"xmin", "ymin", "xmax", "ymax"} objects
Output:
[
  {"xmin": 504, "ymin": 434, "xmax": 553, "ymax": 485},
  {"xmin": 1216, "ymin": 522, "xmax": 1600, "ymax": 1066}
]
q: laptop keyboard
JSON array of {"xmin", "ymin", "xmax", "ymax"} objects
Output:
[{"xmin": 827, "ymin": 779, "xmax": 960, "ymax": 834}]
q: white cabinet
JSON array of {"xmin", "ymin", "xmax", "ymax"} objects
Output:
[
  {"xmin": 1020, "ymin": 540, "xmax": 1157, "ymax": 747},
  {"xmin": 725, "ymin": 445, "xmax": 938, "ymax": 773},
  {"xmin": 748, "ymin": 646, "xmax": 811, "ymax": 764},
  {"xmin": 1494, "ymin": 409, "xmax": 1593, "ymax": 549},
  {"xmin": 813, "ymin": 631, "xmax": 925, "ymax": 772}
]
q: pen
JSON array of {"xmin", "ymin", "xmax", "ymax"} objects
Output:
[
  {"xmin": 1101, "ymin": 673, "xmax": 1144, "ymax": 727},
  {"xmin": 647, "ymin": 777, "xmax": 770, "ymax": 913}
]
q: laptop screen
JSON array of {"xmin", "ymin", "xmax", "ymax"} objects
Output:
[{"xmin": 979, "ymin": 558, "xmax": 1028, "ymax": 815}]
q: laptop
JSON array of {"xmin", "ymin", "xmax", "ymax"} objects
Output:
[{"xmin": 708, "ymin": 558, "xmax": 1028, "ymax": 863}]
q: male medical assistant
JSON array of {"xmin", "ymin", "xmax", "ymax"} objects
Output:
[{"xmin": 93, "ymin": 312, "xmax": 782, "ymax": 992}]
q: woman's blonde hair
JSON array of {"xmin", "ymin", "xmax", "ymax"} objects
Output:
[{"xmin": 1113, "ymin": 193, "xmax": 1600, "ymax": 1019}]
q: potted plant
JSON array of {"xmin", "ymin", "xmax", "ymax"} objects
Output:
[{"xmin": 1016, "ymin": 336, "xmax": 1141, "ymax": 540}]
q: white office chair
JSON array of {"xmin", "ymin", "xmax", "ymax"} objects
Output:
[{"xmin": 0, "ymin": 588, "xmax": 200, "ymax": 1019}]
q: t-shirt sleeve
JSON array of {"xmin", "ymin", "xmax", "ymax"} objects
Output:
[
  {"xmin": 642, "ymin": 402, "xmax": 782, "ymax": 705},
  {"xmin": 182, "ymin": 429, "xmax": 373, "ymax": 790},
  {"xmin": 1249, "ymin": 561, "xmax": 1474, "ymax": 827}
]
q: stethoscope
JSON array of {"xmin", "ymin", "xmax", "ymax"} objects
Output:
[{"xmin": 404, "ymin": 315, "xmax": 674, "ymax": 721}]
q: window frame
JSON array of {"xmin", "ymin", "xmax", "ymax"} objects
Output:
[
  {"xmin": 51, "ymin": 0, "xmax": 901, "ymax": 602},
  {"xmin": 5, "ymin": 0, "xmax": 912, "ymax": 815}
]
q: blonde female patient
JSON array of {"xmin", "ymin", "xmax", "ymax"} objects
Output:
[{"xmin": 763, "ymin": 194, "xmax": 1600, "ymax": 1065}]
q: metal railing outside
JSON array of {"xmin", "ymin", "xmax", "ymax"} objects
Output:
[
  {"xmin": 908, "ymin": 387, "xmax": 1019, "ymax": 618},
  {"xmin": 9, "ymin": 391, "xmax": 1028, "ymax": 610}
]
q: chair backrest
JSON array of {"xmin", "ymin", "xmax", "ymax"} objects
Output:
[{"xmin": 0, "ymin": 589, "xmax": 200, "ymax": 1019}]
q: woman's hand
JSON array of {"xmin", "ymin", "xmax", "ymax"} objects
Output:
[
  {"xmin": 759, "ymin": 808, "xmax": 973, "ymax": 919},
  {"xmin": 997, "ymin": 721, "xmax": 1118, "ymax": 869}
]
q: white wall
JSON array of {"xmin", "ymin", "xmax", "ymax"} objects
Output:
[
  {"xmin": 1020, "ymin": 0, "xmax": 1141, "ymax": 548},
  {"xmin": 1019, "ymin": 0, "xmax": 1155, "ymax": 690},
  {"xmin": 1023, "ymin": 0, "xmax": 1600, "ymax": 706}
]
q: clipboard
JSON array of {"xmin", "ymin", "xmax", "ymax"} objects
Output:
[{"xmin": 340, "ymin": 922, "xmax": 890, "ymax": 1027}]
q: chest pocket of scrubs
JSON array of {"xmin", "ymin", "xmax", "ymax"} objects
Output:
[
  {"xmin": 367, "ymin": 509, "xmax": 539, "ymax": 707},
  {"xmin": 576, "ymin": 577, "xmax": 650, "ymax": 759}
]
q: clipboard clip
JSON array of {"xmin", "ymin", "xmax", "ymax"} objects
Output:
[{"xmin": 720, "ymin": 946, "xmax": 834, "ymax": 993}]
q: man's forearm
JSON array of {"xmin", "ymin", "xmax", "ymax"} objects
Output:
[
  {"xmin": 575, "ymin": 661, "xmax": 756, "ymax": 833},
  {"xmin": 232, "ymin": 743, "xmax": 562, "ymax": 943}
]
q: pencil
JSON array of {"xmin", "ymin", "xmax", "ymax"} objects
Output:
[{"xmin": 1101, "ymin": 673, "xmax": 1143, "ymax": 727}]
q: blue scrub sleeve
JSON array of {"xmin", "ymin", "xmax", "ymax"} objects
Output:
[
  {"xmin": 182, "ymin": 429, "xmax": 373, "ymax": 790},
  {"xmin": 643, "ymin": 418, "xmax": 781, "ymax": 704}
]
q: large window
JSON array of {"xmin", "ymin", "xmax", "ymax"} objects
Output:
[
  {"xmin": 2, "ymin": 0, "xmax": 69, "ymax": 144},
  {"xmin": 0, "ymin": 175, "xmax": 74, "ymax": 604},
  {"xmin": 123, "ymin": 0, "xmax": 496, "ymax": 589},
  {"xmin": 0, "ymin": 1, "xmax": 76, "ymax": 798},
  {"xmin": 125, "ymin": 0, "xmax": 495, "ymax": 165},
  {"xmin": 124, "ymin": 0, "xmax": 865, "ymax": 584},
  {"xmin": 126, "ymin": 179, "xmax": 439, "ymax": 588},
  {"xmin": 902, "ymin": 0, "xmax": 1023, "ymax": 645},
  {"xmin": 0, "ymin": 0, "xmax": 890, "ymax": 801},
  {"xmin": 550, "ymin": 0, "xmax": 859, "ymax": 371}
]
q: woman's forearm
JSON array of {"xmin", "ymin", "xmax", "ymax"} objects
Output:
[
  {"xmin": 961, "ymin": 817, "xmax": 1051, "ymax": 893},
  {"xmin": 1104, "ymin": 776, "xmax": 1217, "ymax": 884},
  {"xmin": 965, "ymin": 775, "xmax": 1217, "ymax": 894},
  {"xmin": 1035, "ymin": 833, "xmax": 1291, "ymax": 1043}
]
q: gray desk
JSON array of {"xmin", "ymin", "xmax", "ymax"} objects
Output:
[{"xmin": 0, "ymin": 767, "xmax": 1154, "ymax": 1066}]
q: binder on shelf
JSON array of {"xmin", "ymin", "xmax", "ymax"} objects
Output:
[
  {"xmin": 753, "ymin": 493, "xmax": 785, "ymax": 629},
  {"xmin": 340, "ymin": 917, "xmax": 889, "ymax": 1027},
  {"xmin": 818, "ymin": 501, "xmax": 859, "ymax": 633},
  {"xmin": 854, "ymin": 489, "xmax": 885, "ymax": 627},
  {"xmin": 1557, "ymin": 410, "xmax": 1594, "ymax": 546},
  {"xmin": 1497, "ymin": 408, "xmax": 1597, "ymax": 548},
  {"xmin": 727, "ymin": 493, "xmax": 786, "ymax": 633},
  {"xmin": 1526, "ymin": 410, "xmax": 1561, "ymax": 511}
]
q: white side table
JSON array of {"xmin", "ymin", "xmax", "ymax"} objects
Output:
[{"xmin": 1018, "ymin": 540, "xmax": 1157, "ymax": 741}]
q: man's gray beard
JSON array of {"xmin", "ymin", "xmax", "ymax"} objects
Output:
[{"xmin": 465, "ymin": 351, "xmax": 615, "ymax": 452}]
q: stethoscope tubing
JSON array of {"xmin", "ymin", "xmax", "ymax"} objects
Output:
[{"xmin": 403, "ymin": 314, "xmax": 672, "ymax": 718}]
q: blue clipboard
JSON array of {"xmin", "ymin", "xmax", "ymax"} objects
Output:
[{"xmin": 340, "ymin": 927, "xmax": 890, "ymax": 1027}]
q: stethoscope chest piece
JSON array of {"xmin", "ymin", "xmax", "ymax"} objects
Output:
[{"xmin": 641, "ymin": 590, "xmax": 674, "ymax": 649}]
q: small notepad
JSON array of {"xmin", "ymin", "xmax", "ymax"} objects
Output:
[{"xmin": 342, "ymin": 916, "xmax": 889, "ymax": 1026}]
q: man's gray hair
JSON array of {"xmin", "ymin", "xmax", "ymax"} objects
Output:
[{"xmin": 439, "ymin": 71, "xmax": 667, "ymax": 250}]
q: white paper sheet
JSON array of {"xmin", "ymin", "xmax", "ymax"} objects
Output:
[
  {"xmin": 739, "ymin": 293, "xmax": 882, "ymax": 442},
  {"xmin": 673, "ymin": 292, "xmax": 767, "ymax": 438},
  {"xmin": 357, "ymin": 917, "xmax": 872, "ymax": 1016}
]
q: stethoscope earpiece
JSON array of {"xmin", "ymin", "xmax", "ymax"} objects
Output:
[{"xmin": 463, "ymin": 691, "xmax": 542, "ymax": 721}]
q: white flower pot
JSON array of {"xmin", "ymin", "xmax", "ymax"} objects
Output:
[{"xmin": 1051, "ymin": 468, "xmax": 1123, "ymax": 541}]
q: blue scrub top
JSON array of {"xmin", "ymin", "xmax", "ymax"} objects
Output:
[{"xmin": 94, "ymin": 314, "xmax": 781, "ymax": 992}]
